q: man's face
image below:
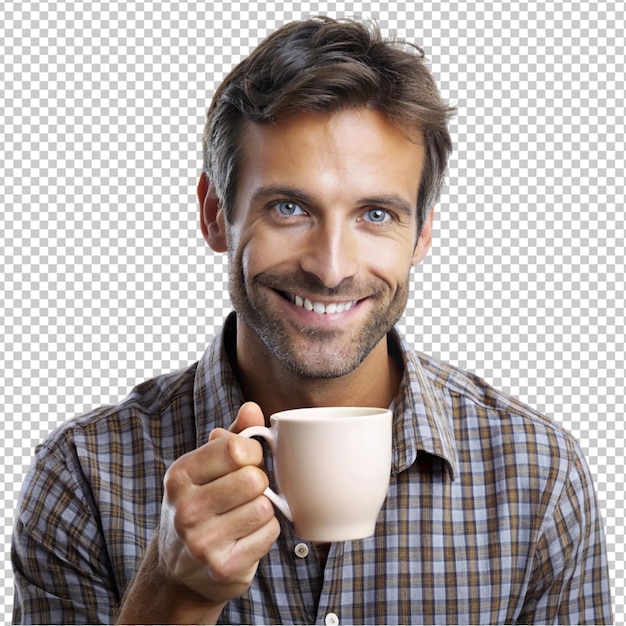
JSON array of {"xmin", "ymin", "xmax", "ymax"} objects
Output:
[{"xmin": 221, "ymin": 108, "xmax": 430, "ymax": 379}]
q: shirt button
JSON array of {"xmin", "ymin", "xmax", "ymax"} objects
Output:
[
  {"xmin": 294, "ymin": 542, "xmax": 309, "ymax": 558},
  {"xmin": 325, "ymin": 612, "xmax": 339, "ymax": 626}
]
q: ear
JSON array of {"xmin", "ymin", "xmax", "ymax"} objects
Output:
[
  {"xmin": 411, "ymin": 208, "xmax": 434, "ymax": 266},
  {"xmin": 198, "ymin": 172, "xmax": 227, "ymax": 252}
]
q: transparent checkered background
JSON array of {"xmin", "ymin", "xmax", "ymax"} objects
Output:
[{"xmin": 1, "ymin": 1, "xmax": 623, "ymax": 622}]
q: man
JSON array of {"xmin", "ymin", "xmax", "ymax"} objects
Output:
[{"xmin": 12, "ymin": 16, "xmax": 612, "ymax": 625}]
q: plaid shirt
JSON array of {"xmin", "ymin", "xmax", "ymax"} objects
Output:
[{"xmin": 12, "ymin": 314, "xmax": 612, "ymax": 624}]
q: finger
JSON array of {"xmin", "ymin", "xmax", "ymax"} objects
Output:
[
  {"xmin": 183, "ymin": 489, "xmax": 277, "ymax": 550},
  {"xmin": 242, "ymin": 512, "xmax": 282, "ymax": 557},
  {"xmin": 200, "ymin": 464, "xmax": 270, "ymax": 517},
  {"xmin": 164, "ymin": 467, "xmax": 273, "ymax": 563},
  {"xmin": 167, "ymin": 431, "xmax": 264, "ymax": 489},
  {"xmin": 222, "ymin": 514, "xmax": 282, "ymax": 575},
  {"xmin": 228, "ymin": 401, "xmax": 267, "ymax": 434},
  {"xmin": 187, "ymin": 504, "xmax": 281, "ymax": 582}
]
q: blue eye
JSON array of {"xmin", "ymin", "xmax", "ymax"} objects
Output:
[
  {"xmin": 275, "ymin": 201, "xmax": 306, "ymax": 216},
  {"xmin": 364, "ymin": 208, "xmax": 390, "ymax": 223}
]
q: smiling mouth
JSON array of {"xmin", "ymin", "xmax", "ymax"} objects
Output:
[{"xmin": 283, "ymin": 292, "xmax": 359, "ymax": 314}]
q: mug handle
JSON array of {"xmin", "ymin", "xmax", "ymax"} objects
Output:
[{"xmin": 238, "ymin": 425, "xmax": 294, "ymax": 522}]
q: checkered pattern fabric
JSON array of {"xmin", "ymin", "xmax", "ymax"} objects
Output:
[
  {"xmin": 2, "ymin": 2, "xmax": 623, "ymax": 623},
  {"xmin": 12, "ymin": 317, "xmax": 612, "ymax": 624}
]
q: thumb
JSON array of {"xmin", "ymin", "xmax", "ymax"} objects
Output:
[{"xmin": 229, "ymin": 401, "xmax": 266, "ymax": 434}]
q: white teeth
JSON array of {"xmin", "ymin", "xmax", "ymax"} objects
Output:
[{"xmin": 290, "ymin": 294, "xmax": 357, "ymax": 314}]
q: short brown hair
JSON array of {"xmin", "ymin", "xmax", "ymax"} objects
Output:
[{"xmin": 202, "ymin": 16, "xmax": 455, "ymax": 233}]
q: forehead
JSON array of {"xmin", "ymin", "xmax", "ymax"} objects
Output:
[{"xmin": 236, "ymin": 108, "xmax": 426, "ymax": 204}]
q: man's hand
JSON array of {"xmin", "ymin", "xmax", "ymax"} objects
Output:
[
  {"xmin": 116, "ymin": 402, "xmax": 280, "ymax": 624},
  {"xmin": 159, "ymin": 401, "xmax": 280, "ymax": 601}
]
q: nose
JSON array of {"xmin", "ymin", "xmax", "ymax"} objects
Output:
[{"xmin": 299, "ymin": 219, "xmax": 359, "ymax": 289}]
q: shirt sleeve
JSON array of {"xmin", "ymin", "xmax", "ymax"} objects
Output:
[
  {"xmin": 520, "ymin": 438, "xmax": 613, "ymax": 625},
  {"xmin": 12, "ymin": 439, "xmax": 120, "ymax": 625}
]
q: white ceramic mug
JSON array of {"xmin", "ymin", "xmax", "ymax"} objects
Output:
[{"xmin": 239, "ymin": 406, "xmax": 392, "ymax": 542}]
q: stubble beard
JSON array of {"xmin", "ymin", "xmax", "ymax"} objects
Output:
[{"xmin": 227, "ymin": 257, "xmax": 410, "ymax": 380}]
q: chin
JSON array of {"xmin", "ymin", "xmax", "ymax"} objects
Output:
[{"xmin": 272, "ymin": 339, "xmax": 374, "ymax": 380}]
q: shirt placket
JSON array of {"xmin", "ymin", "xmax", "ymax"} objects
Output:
[
  {"xmin": 290, "ymin": 535, "xmax": 324, "ymax": 620},
  {"xmin": 314, "ymin": 542, "xmax": 346, "ymax": 626},
  {"xmin": 267, "ymin": 523, "xmax": 347, "ymax": 625},
  {"xmin": 261, "ymin": 445, "xmax": 328, "ymax": 623}
]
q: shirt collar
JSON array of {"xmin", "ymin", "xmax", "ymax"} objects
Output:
[
  {"xmin": 193, "ymin": 313, "xmax": 245, "ymax": 448},
  {"xmin": 388, "ymin": 327, "xmax": 459, "ymax": 480},
  {"xmin": 193, "ymin": 314, "xmax": 458, "ymax": 479}
]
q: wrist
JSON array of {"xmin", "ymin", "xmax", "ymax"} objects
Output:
[{"xmin": 116, "ymin": 532, "xmax": 227, "ymax": 625}]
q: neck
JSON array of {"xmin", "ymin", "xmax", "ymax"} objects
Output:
[{"xmin": 233, "ymin": 321, "xmax": 402, "ymax": 423}]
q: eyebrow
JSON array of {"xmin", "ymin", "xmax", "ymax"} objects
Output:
[
  {"xmin": 251, "ymin": 185, "xmax": 317, "ymax": 207},
  {"xmin": 251, "ymin": 185, "xmax": 416, "ymax": 217},
  {"xmin": 360, "ymin": 194, "xmax": 415, "ymax": 217}
]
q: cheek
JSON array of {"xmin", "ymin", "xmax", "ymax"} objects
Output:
[
  {"xmin": 238, "ymin": 229, "xmax": 299, "ymax": 277},
  {"xmin": 368, "ymin": 239, "xmax": 416, "ymax": 283}
]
